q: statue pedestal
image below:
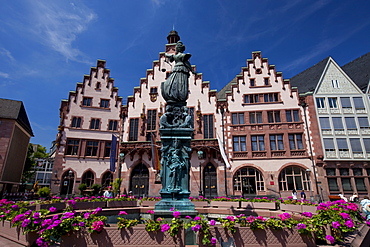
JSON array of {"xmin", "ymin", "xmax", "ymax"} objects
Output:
[{"xmin": 154, "ymin": 127, "xmax": 197, "ymax": 215}]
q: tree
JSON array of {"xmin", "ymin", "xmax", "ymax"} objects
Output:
[{"xmin": 22, "ymin": 144, "xmax": 48, "ymax": 184}]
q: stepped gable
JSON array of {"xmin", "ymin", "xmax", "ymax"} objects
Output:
[
  {"xmin": 289, "ymin": 57, "xmax": 330, "ymax": 94},
  {"xmin": 124, "ymin": 30, "xmax": 216, "ymax": 107},
  {"xmin": 341, "ymin": 52, "xmax": 370, "ymax": 92},
  {"xmin": 217, "ymin": 51, "xmax": 291, "ymax": 103},
  {"xmin": 64, "ymin": 60, "xmax": 122, "ymax": 109}
]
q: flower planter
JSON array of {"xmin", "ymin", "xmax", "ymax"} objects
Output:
[
  {"xmin": 73, "ymin": 201, "xmax": 107, "ymax": 210},
  {"xmin": 61, "ymin": 226, "xmax": 185, "ymax": 247},
  {"xmin": 200, "ymin": 226, "xmax": 316, "ymax": 247},
  {"xmin": 0, "ymin": 220, "xmax": 38, "ymax": 246},
  {"xmin": 192, "ymin": 201, "xmax": 209, "ymax": 208},
  {"xmin": 301, "ymin": 205, "xmax": 317, "ymax": 214},
  {"xmin": 141, "ymin": 201, "xmax": 158, "ymax": 207},
  {"xmin": 279, "ymin": 204, "xmax": 302, "ymax": 213},
  {"xmin": 107, "ymin": 200, "xmax": 138, "ymax": 208},
  {"xmin": 240, "ymin": 202, "xmax": 276, "ymax": 210},
  {"xmin": 210, "ymin": 201, "xmax": 240, "ymax": 208},
  {"xmin": 36, "ymin": 202, "xmax": 65, "ymax": 212}
]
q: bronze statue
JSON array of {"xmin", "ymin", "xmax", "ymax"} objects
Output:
[{"xmin": 161, "ymin": 41, "xmax": 196, "ymax": 103}]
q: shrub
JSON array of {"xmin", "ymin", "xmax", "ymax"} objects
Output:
[
  {"xmin": 78, "ymin": 183, "xmax": 87, "ymax": 194},
  {"xmin": 91, "ymin": 184, "xmax": 102, "ymax": 195},
  {"xmin": 37, "ymin": 187, "xmax": 51, "ymax": 198}
]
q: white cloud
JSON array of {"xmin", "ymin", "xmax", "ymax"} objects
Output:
[
  {"xmin": 0, "ymin": 48, "xmax": 15, "ymax": 62},
  {"xmin": 28, "ymin": 1, "xmax": 97, "ymax": 62},
  {"xmin": 0, "ymin": 72, "xmax": 10, "ymax": 78}
]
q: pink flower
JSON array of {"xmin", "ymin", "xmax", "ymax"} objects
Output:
[
  {"xmin": 83, "ymin": 212, "xmax": 90, "ymax": 219},
  {"xmin": 226, "ymin": 216, "xmax": 235, "ymax": 221},
  {"xmin": 332, "ymin": 221, "xmax": 341, "ymax": 229},
  {"xmin": 297, "ymin": 223, "xmax": 306, "ymax": 229},
  {"xmin": 119, "ymin": 211, "xmax": 128, "ymax": 215},
  {"xmin": 161, "ymin": 224, "xmax": 170, "ymax": 232},
  {"xmin": 92, "ymin": 221, "xmax": 104, "ymax": 232},
  {"xmin": 347, "ymin": 203, "xmax": 358, "ymax": 211},
  {"xmin": 211, "ymin": 237, "xmax": 217, "ymax": 245},
  {"xmin": 147, "ymin": 210, "xmax": 155, "ymax": 214},
  {"xmin": 173, "ymin": 211, "xmax": 181, "ymax": 218},
  {"xmin": 49, "ymin": 207, "xmax": 57, "ymax": 213},
  {"xmin": 344, "ymin": 220, "xmax": 354, "ymax": 228},
  {"xmin": 339, "ymin": 212, "xmax": 350, "ymax": 219},
  {"xmin": 256, "ymin": 216, "xmax": 265, "ymax": 221},
  {"xmin": 170, "ymin": 207, "xmax": 175, "ymax": 211},
  {"xmin": 194, "ymin": 216, "xmax": 201, "ymax": 221},
  {"xmin": 210, "ymin": 220, "xmax": 216, "ymax": 226},
  {"xmin": 93, "ymin": 207, "xmax": 102, "ymax": 214},
  {"xmin": 326, "ymin": 235, "xmax": 335, "ymax": 244},
  {"xmin": 21, "ymin": 219, "xmax": 31, "ymax": 228},
  {"xmin": 302, "ymin": 212, "xmax": 313, "ymax": 218},
  {"xmin": 191, "ymin": 224, "xmax": 201, "ymax": 232},
  {"xmin": 185, "ymin": 216, "xmax": 192, "ymax": 219}
]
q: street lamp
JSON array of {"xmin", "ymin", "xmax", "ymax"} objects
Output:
[
  {"xmin": 66, "ymin": 170, "xmax": 73, "ymax": 198},
  {"xmin": 197, "ymin": 150, "xmax": 203, "ymax": 197},
  {"xmin": 118, "ymin": 153, "xmax": 124, "ymax": 195},
  {"xmin": 306, "ymin": 169, "xmax": 314, "ymax": 202}
]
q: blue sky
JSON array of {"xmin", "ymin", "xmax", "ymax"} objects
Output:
[{"xmin": 0, "ymin": 0, "xmax": 369, "ymax": 150}]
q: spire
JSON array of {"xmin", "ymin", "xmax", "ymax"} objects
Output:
[{"xmin": 167, "ymin": 30, "xmax": 180, "ymax": 44}]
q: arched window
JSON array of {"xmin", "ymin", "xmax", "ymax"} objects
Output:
[
  {"xmin": 130, "ymin": 163, "xmax": 149, "ymax": 197},
  {"xmin": 82, "ymin": 171, "xmax": 95, "ymax": 188},
  {"xmin": 279, "ymin": 166, "xmax": 310, "ymax": 191},
  {"xmin": 233, "ymin": 167, "xmax": 264, "ymax": 196},
  {"xmin": 101, "ymin": 172, "xmax": 113, "ymax": 188}
]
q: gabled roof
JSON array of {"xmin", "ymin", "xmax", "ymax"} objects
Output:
[
  {"xmin": 217, "ymin": 76, "xmax": 238, "ymax": 100},
  {"xmin": 341, "ymin": 52, "xmax": 370, "ymax": 93},
  {"xmin": 0, "ymin": 98, "xmax": 34, "ymax": 136},
  {"xmin": 289, "ymin": 57, "xmax": 330, "ymax": 94}
]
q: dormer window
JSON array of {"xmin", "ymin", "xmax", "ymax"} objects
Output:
[
  {"xmin": 96, "ymin": 82, "xmax": 101, "ymax": 89},
  {"xmin": 150, "ymin": 87, "xmax": 158, "ymax": 94},
  {"xmin": 331, "ymin": 80, "xmax": 340, "ymax": 88}
]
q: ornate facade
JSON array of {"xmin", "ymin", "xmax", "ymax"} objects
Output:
[
  {"xmin": 52, "ymin": 60, "xmax": 122, "ymax": 195},
  {"xmin": 52, "ymin": 31, "xmax": 370, "ymax": 200}
]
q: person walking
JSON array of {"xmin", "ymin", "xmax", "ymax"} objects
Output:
[
  {"xmin": 292, "ymin": 189, "xmax": 297, "ymax": 200},
  {"xmin": 300, "ymin": 190, "xmax": 307, "ymax": 202}
]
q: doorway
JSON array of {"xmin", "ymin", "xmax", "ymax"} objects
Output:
[{"xmin": 130, "ymin": 163, "xmax": 149, "ymax": 197}]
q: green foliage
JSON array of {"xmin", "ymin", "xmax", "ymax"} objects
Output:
[
  {"xmin": 143, "ymin": 218, "xmax": 162, "ymax": 232},
  {"xmin": 218, "ymin": 216, "xmax": 237, "ymax": 234},
  {"xmin": 91, "ymin": 184, "xmax": 102, "ymax": 195},
  {"xmin": 37, "ymin": 187, "xmax": 51, "ymax": 198},
  {"xmin": 78, "ymin": 183, "xmax": 87, "ymax": 194},
  {"xmin": 22, "ymin": 144, "xmax": 48, "ymax": 183},
  {"xmin": 112, "ymin": 178, "xmax": 122, "ymax": 194}
]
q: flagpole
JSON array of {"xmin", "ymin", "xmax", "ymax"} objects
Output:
[{"xmin": 220, "ymin": 107, "xmax": 228, "ymax": 197}]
